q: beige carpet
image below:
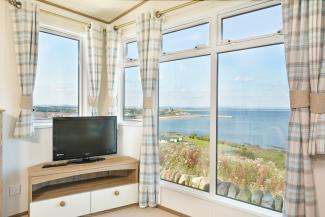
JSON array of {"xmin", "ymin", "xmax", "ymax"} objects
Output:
[{"xmin": 87, "ymin": 206, "xmax": 180, "ymax": 217}]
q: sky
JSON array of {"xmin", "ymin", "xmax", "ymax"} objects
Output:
[
  {"xmin": 125, "ymin": 5, "xmax": 287, "ymax": 109},
  {"xmin": 34, "ymin": 32, "xmax": 79, "ymax": 106},
  {"xmin": 34, "ymin": 5, "xmax": 287, "ymax": 109}
]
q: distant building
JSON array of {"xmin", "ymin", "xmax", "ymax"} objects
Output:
[{"xmin": 169, "ymin": 137, "xmax": 183, "ymax": 143}]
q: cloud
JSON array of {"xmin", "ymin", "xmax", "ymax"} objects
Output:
[{"xmin": 233, "ymin": 76, "xmax": 254, "ymax": 82}]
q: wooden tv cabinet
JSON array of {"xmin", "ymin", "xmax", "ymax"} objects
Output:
[{"xmin": 28, "ymin": 155, "xmax": 139, "ymax": 217}]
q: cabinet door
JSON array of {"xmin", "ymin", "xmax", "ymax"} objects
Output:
[
  {"xmin": 91, "ymin": 183, "xmax": 138, "ymax": 213},
  {"xmin": 30, "ymin": 192, "xmax": 90, "ymax": 217}
]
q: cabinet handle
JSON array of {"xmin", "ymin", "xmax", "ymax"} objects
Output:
[
  {"xmin": 59, "ymin": 201, "xmax": 66, "ymax": 207},
  {"xmin": 114, "ymin": 191, "xmax": 120, "ymax": 196}
]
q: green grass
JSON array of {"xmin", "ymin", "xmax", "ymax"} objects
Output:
[
  {"xmin": 182, "ymin": 136, "xmax": 285, "ymax": 170},
  {"xmin": 183, "ymin": 136, "xmax": 209, "ymax": 148},
  {"xmin": 161, "ymin": 134, "xmax": 285, "ymax": 170},
  {"xmin": 218, "ymin": 141, "xmax": 285, "ymax": 170}
]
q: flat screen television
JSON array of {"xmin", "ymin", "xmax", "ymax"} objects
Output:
[{"xmin": 53, "ymin": 116, "xmax": 117, "ymax": 162}]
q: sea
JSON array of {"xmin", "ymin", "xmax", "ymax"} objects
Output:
[{"xmin": 159, "ymin": 108, "xmax": 290, "ymax": 150}]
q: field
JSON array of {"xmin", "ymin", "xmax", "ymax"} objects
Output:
[{"xmin": 160, "ymin": 134, "xmax": 285, "ymax": 196}]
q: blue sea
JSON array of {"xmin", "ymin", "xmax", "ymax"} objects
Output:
[{"xmin": 159, "ymin": 108, "xmax": 290, "ymax": 150}]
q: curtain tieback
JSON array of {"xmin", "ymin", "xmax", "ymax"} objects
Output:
[
  {"xmin": 20, "ymin": 95, "xmax": 33, "ymax": 109},
  {"xmin": 88, "ymin": 96, "xmax": 97, "ymax": 107},
  {"xmin": 310, "ymin": 93, "xmax": 325, "ymax": 114},
  {"xmin": 143, "ymin": 97, "xmax": 153, "ymax": 109},
  {"xmin": 290, "ymin": 90, "xmax": 310, "ymax": 109},
  {"xmin": 290, "ymin": 90, "xmax": 325, "ymax": 113}
]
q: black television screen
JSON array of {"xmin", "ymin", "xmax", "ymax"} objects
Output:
[{"xmin": 53, "ymin": 116, "xmax": 117, "ymax": 161}]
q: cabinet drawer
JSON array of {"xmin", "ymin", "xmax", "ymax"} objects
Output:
[
  {"xmin": 30, "ymin": 192, "xmax": 90, "ymax": 217},
  {"xmin": 91, "ymin": 183, "xmax": 138, "ymax": 213}
]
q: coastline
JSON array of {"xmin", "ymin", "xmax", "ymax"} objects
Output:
[{"xmin": 159, "ymin": 114, "xmax": 208, "ymax": 120}]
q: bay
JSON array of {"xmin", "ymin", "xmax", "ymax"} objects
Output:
[{"xmin": 159, "ymin": 108, "xmax": 289, "ymax": 150}]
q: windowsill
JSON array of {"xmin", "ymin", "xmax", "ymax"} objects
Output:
[
  {"xmin": 119, "ymin": 120, "xmax": 143, "ymax": 127},
  {"xmin": 34, "ymin": 120, "xmax": 52, "ymax": 129},
  {"xmin": 160, "ymin": 180, "xmax": 282, "ymax": 217},
  {"xmin": 35, "ymin": 119, "xmax": 144, "ymax": 128}
]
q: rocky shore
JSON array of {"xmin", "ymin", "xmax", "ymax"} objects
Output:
[{"xmin": 160, "ymin": 169, "xmax": 283, "ymax": 212}]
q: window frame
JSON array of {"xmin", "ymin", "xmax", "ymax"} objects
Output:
[
  {"xmin": 125, "ymin": 40, "xmax": 139, "ymax": 62},
  {"xmin": 161, "ymin": 20, "xmax": 211, "ymax": 56},
  {"xmin": 121, "ymin": 37, "xmax": 140, "ymax": 125},
  {"xmin": 215, "ymin": 43, "xmax": 287, "ymax": 212},
  {"xmin": 217, "ymin": 1, "xmax": 283, "ymax": 45},
  {"xmin": 214, "ymin": 0, "xmax": 284, "ymax": 213},
  {"xmin": 121, "ymin": 18, "xmax": 212, "ymax": 123},
  {"xmin": 120, "ymin": 1, "xmax": 284, "ymax": 216},
  {"xmin": 34, "ymin": 27, "xmax": 84, "ymax": 128}
]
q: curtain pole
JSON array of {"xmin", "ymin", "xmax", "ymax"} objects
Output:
[
  {"xmin": 113, "ymin": 0, "xmax": 203, "ymax": 31},
  {"xmin": 6, "ymin": 0, "xmax": 22, "ymax": 9}
]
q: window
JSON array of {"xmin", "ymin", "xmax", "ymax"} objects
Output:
[
  {"xmin": 222, "ymin": 5, "xmax": 282, "ymax": 40},
  {"xmin": 33, "ymin": 31, "xmax": 80, "ymax": 120},
  {"xmin": 159, "ymin": 56, "xmax": 210, "ymax": 192},
  {"xmin": 126, "ymin": 41, "xmax": 138, "ymax": 60},
  {"xmin": 124, "ymin": 67, "xmax": 142, "ymax": 121},
  {"xmin": 122, "ymin": 2, "xmax": 285, "ymax": 212},
  {"xmin": 162, "ymin": 23, "xmax": 209, "ymax": 53},
  {"xmin": 217, "ymin": 44, "xmax": 288, "ymax": 211}
]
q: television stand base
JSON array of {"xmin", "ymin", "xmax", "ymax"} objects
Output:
[{"xmin": 68, "ymin": 157, "xmax": 105, "ymax": 164}]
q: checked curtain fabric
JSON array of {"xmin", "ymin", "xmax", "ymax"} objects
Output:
[
  {"xmin": 106, "ymin": 26, "xmax": 120, "ymax": 116},
  {"xmin": 282, "ymin": 0, "xmax": 325, "ymax": 216},
  {"xmin": 136, "ymin": 11, "xmax": 162, "ymax": 208},
  {"xmin": 87, "ymin": 23, "xmax": 104, "ymax": 116},
  {"xmin": 10, "ymin": 0, "xmax": 39, "ymax": 137}
]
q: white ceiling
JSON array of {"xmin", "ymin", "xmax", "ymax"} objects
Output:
[{"xmin": 45, "ymin": 0, "xmax": 144, "ymax": 22}]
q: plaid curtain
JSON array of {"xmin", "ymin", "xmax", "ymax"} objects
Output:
[
  {"xmin": 87, "ymin": 23, "xmax": 104, "ymax": 115},
  {"xmin": 106, "ymin": 26, "xmax": 120, "ymax": 116},
  {"xmin": 282, "ymin": 1, "xmax": 319, "ymax": 216},
  {"xmin": 308, "ymin": 1, "xmax": 325, "ymax": 155},
  {"xmin": 136, "ymin": 11, "xmax": 162, "ymax": 208},
  {"xmin": 10, "ymin": 0, "xmax": 39, "ymax": 137}
]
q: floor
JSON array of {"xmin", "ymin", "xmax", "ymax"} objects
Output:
[
  {"xmin": 22, "ymin": 206, "xmax": 180, "ymax": 217},
  {"xmin": 87, "ymin": 206, "xmax": 180, "ymax": 217}
]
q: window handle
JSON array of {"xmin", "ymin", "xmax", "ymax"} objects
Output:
[
  {"xmin": 194, "ymin": 44, "xmax": 207, "ymax": 49},
  {"xmin": 221, "ymin": 39, "xmax": 231, "ymax": 44}
]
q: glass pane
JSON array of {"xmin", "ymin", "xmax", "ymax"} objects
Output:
[
  {"xmin": 159, "ymin": 56, "xmax": 210, "ymax": 192},
  {"xmin": 163, "ymin": 23, "xmax": 209, "ymax": 53},
  {"xmin": 217, "ymin": 44, "xmax": 288, "ymax": 212},
  {"xmin": 124, "ymin": 67, "xmax": 143, "ymax": 120},
  {"xmin": 222, "ymin": 5, "xmax": 282, "ymax": 40},
  {"xmin": 34, "ymin": 32, "xmax": 79, "ymax": 120},
  {"xmin": 126, "ymin": 41, "xmax": 138, "ymax": 60}
]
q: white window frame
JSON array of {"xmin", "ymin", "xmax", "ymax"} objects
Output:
[
  {"xmin": 124, "ymin": 40, "xmax": 139, "ymax": 63},
  {"xmin": 120, "ymin": 1, "xmax": 283, "ymax": 216},
  {"xmin": 34, "ymin": 27, "xmax": 85, "ymax": 128},
  {"xmin": 212, "ymin": 2, "xmax": 284, "ymax": 216},
  {"xmin": 121, "ymin": 18, "xmax": 211, "ymax": 124}
]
